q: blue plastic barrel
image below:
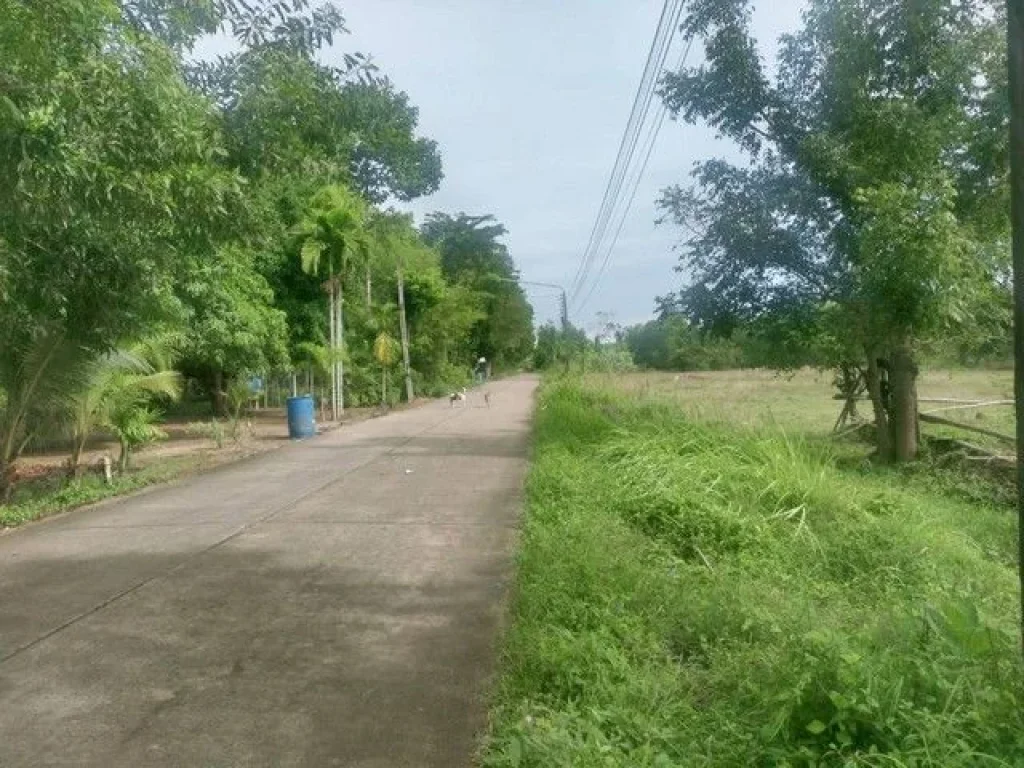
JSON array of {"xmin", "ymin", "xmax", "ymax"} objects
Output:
[{"xmin": 286, "ymin": 395, "xmax": 316, "ymax": 439}]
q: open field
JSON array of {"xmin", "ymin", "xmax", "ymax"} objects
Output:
[
  {"xmin": 597, "ymin": 368, "xmax": 1015, "ymax": 442},
  {"xmin": 483, "ymin": 372, "xmax": 1022, "ymax": 767}
]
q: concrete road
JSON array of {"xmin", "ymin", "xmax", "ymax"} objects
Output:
[{"xmin": 0, "ymin": 376, "xmax": 537, "ymax": 768}]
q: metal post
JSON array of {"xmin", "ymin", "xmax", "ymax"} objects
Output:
[{"xmin": 1009, "ymin": 0, "xmax": 1024, "ymax": 657}]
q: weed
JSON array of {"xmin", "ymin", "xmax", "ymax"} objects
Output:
[
  {"xmin": 186, "ymin": 419, "xmax": 226, "ymax": 449},
  {"xmin": 0, "ymin": 456, "xmax": 203, "ymax": 528}
]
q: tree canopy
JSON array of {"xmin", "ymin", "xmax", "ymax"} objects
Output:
[
  {"xmin": 421, "ymin": 213, "xmax": 535, "ymax": 369},
  {"xmin": 657, "ymin": 0, "xmax": 1009, "ymax": 459},
  {"xmin": 0, "ymin": 0, "xmax": 534, "ymax": 496}
]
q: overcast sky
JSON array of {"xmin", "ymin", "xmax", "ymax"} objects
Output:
[{"xmin": 331, "ymin": 1, "xmax": 807, "ymax": 330}]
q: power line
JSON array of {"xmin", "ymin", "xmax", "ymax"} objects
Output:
[
  {"xmin": 567, "ymin": 0, "xmax": 683, "ymax": 302},
  {"xmin": 573, "ymin": 36, "xmax": 694, "ymax": 315},
  {"xmin": 570, "ymin": 0, "xmax": 681, "ymax": 303},
  {"xmin": 569, "ymin": 0, "xmax": 684, "ymax": 303}
]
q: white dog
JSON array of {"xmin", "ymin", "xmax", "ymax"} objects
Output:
[{"xmin": 449, "ymin": 388, "xmax": 467, "ymax": 407}]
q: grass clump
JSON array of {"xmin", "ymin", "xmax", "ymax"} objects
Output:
[
  {"xmin": 0, "ymin": 455, "xmax": 203, "ymax": 528},
  {"xmin": 483, "ymin": 379, "xmax": 1023, "ymax": 767}
]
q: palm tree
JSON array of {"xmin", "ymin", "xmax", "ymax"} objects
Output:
[
  {"xmin": 367, "ymin": 211, "xmax": 418, "ymax": 403},
  {"xmin": 0, "ymin": 328, "xmax": 94, "ymax": 500},
  {"xmin": 65, "ymin": 337, "xmax": 182, "ymax": 475},
  {"xmin": 293, "ymin": 185, "xmax": 371, "ymax": 420}
]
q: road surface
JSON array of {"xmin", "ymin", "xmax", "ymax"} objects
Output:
[{"xmin": 0, "ymin": 376, "xmax": 537, "ymax": 767}]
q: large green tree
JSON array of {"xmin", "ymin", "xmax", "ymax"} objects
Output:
[
  {"xmin": 177, "ymin": 246, "xmax": 289, "ymax": 413},
  {"xmin": 0, "ymin": 0, "xmax": 241, "ymax": 494},
  {"xmin": 421, "ymin": 213, "xmax": 534, "ymax": 370},
  {"xmin": 658, "ymin": 0, "xmax": 1007, "ymax": 460}
]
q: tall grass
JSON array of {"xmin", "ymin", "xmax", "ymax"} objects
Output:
[{"xmin": 483, "ymin": 380, "xmax": 1023, "ymax": 767}]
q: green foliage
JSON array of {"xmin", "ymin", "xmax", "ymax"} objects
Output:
[
  {"xmin": 373, "ymin": 331, "xmax": 399, "ymax": 367},
  {"xmin": 0, "ymin": 0, "xmax": 532, "ymax": 494},
  {"xmin": 658, "ymin": 1, "xmax": 1007, "ymax": 349},
  {"xmin": 624, "ymin": 315, "xmax": 753, "ymax": 371},
  {"xmin": 0, "ymin": 329, "xmax": 97, "ymax": 495},
  {"xmin": 185, "ymin": 419, "xmax": 226, "ymax": 449},
  {"xmin": 0, "ymin": 454, "xmax": 206, "ymax": 528},
  {"xmin": 294, "ymin": 185, "xmax": 371, "ymax": 279},
  {"xmin": 65, "ymin": 337, "xmax": 183, "ymax": 473},
  {"xmin": 657, "ymin": 0, "xmax": 1009, "ymax": 459},
  {"xmin": 584, "ymin": 344, "xmax": 636, "ymax": 374},
  {"xmin": 483, "ymin": 380, "xmax": 1022, "ymax": 766},
  {"xmin": 96, "ymin": 341, "xmax": 183, "ymax": 471},
  {"xmin": 179, "ymin": 246, "xmax": 290, "ymax": 379},
  {"xmin": 532, "ymin": 324, "xmax": 588, "ymax": 371},
  {"xmin": 422, "ymin": 213, "xmax": 535, "ymax": 370},
  {"xmin": 224, "ymin": 378, "xmax": 254, "ymax": 442},
  {"xmin": 0, "ymin": 0, "xmax": 243, "ymax": 352},
  {"xmin": 109, "ymin": 405, "xmax": 168, "ymax": 472},
  {"xmin": 0, "ymin": 0, "xmax": 233, "ymax": 490}
]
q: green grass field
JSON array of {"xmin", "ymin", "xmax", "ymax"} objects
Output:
[{"xmin": 482, "ymin": 372, "xmax": 1022, "ymax": 767}]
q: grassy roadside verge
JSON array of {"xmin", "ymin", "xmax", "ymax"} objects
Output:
[
  {"xmin": 482, "ymin": 379, "xmax": 1022, "ymax": 766},
  {"xmin": 0, "ymin": 453, "xmax": 210, "ymax": 529}
]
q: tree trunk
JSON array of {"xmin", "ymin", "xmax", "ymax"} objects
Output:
[
  {"xmin": 865, "ymin": 354, "xmax": 894, "ymax": 460},
  {"xmin": 0, "ymin": 459, "xmax": 15, "ymax": 503},
  {"xmin": 117, "ymin": 439, "xmax": 129, "ymax": 473},
  {"xmin": 328, "ymin": 282, "xmax": 338, "ymax": 421},
  {"xmin": 889, "ymin": 344, "xmax": 919, "ymax": 462},
  {"xmin": 337, "ymin": 281, "xmax": 345, "ymax": 415},
  {"xmin": 212, "ymin": 369, "xmax": 227, "ymax": 417},
  {"xmin": 397, "ymin": 266, "xmax": 414, "ymax": 403},
  {"xmin": 366, "ymin": 263, "xmax": 372, "ymax": 307},
  {"xmin": 70, "ymin": 436, "xmax": 86, "ymax": 479}
]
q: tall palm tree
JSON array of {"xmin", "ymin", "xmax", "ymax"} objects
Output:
[
  {"xmin": 293, "ymin": 185, "xmax": 371, "ymax": 420},
  {"xmin": 367, "ymin": 210, "xmax": 417, "ymax": 403}
]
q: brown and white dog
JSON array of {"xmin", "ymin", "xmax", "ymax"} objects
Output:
[{"xmin": 449, "ymin": 388, "xmax": 467, "ymax": 407}]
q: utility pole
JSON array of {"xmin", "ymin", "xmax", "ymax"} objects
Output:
[
  {"xmin": 396, "ymin": 265, "xmax": 414, "ymax": 403},
  {"xmin": 493, "ymin": 277, "xmax": 570, "ymax": 330},
  {"xmin": 1008, "ymin": 0, "xmax": 1024, "ymax": 657}
]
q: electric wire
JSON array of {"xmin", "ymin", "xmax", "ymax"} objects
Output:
[
  {"xmin": 566, "ymin": 0, "xmax": 684, "ymax": 302},
  {"xmin": 573, "ymin": 35, "xmax": 694, "ymax": 315}
]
